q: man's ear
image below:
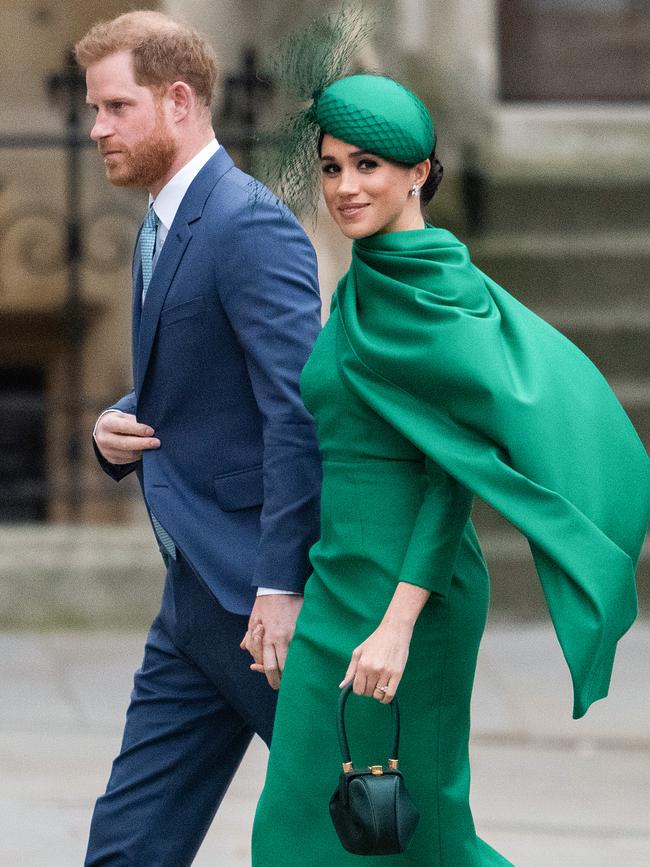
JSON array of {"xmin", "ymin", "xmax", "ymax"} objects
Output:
[{"xmin": 167, "ymin": 80, "xmax": 193, "ymax": 122}]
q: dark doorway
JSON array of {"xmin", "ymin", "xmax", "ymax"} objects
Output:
[
  {"xmin": 0, "ymin": 367, "xmax": 47, "ymax": 521},
  {"xmin": 499, "ymin": 0, "xmax": 650, "ymax": 101}
]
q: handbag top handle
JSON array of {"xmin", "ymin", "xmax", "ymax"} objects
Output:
[{"xmin": 337, "ymin": 682, "xmax": 401, "ymax": 772}]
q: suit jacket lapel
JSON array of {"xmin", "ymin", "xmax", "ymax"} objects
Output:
[
  {"xmin": 134, "ymin": 148, "xmax": 235, "ymax": 395},
  {"xmin": 136, "ymin": 222, "xmax": 192, "ymax": 394},
  {"xmin": 131, "ymin": 236, "xmax": 143, "ymax": 391}
]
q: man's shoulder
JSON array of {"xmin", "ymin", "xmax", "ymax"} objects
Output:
[
  {"xmin": 188, "ymin": 151, "xmax": 314, "ymax": 265},
  {"xmin": 202, "ymin": 160, "xmax": 300, "ymax": 230}
]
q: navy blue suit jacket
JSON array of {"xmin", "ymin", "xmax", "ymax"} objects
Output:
[{"xmin": 96, "ymin": 148, "xmax": 322, "ymax": 615}]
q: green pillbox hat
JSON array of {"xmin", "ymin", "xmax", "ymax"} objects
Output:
[{"xmin": 316, "ymin": 74, "xmax": 435, "ymax": 164}]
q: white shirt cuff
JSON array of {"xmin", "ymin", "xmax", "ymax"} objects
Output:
[
  {"xmin": 93, "ymin": 408, "xmax": 121, "ymax": 441},
  {"xmin": 256, "ymin": 587, "xmax": 301, "ymax": 596}
]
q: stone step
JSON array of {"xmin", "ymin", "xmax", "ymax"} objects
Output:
[
  {"xmin": 483, "ymin": 182, "xmax": 650, "ymax": 234},
  {"xmin": 1, "ymin": 520, "xmax": 648, "ymax": 628},
  {"xmin": 0, "ymin": 526, "xmax": 163, "ymax": 630},
  {"xmin": 476, "ymin": 525, "xmax": 650, "ymax": 621},
  {"xmin": 602, "ymin": 380, "xmax": 649, "ymax": 446},
  {"xmin": 548, "ymin": 317, "xmax": 649, "ymax": 381},
  {"xmin": 471, "ymin": 233, "xmax": 650, "ymax": 311},
  {"xmin": 610, "ymin": 380, "xmax": 650, "ymax": 435}
]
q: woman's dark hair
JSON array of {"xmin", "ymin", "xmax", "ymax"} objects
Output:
[{"xmin": 317, "ymin": 133, "xmax": 443, "ymax": 207}]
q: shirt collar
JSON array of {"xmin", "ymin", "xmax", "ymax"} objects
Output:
[{"xmin": 149, "ymin": 137, "xmax": 220, "ymax": 231}]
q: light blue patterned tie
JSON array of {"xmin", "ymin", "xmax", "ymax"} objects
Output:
[
  {"xmin": 140, "ymin": 206, "xmax": 176, "ymax": 561},
  {"xmin": 140, "ymin": 205, "xmax": 158, "ymax": 300},
  {"xmin": 150, "ymin": 512, "xmax": 176, "ymax": 562}
]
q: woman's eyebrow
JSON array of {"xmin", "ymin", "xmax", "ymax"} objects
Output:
[{"xmin": 320, "ymin": 150, "xmax": 373, "ymax": 161}]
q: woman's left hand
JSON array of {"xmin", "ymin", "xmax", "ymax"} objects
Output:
[{"xmin": 340, "ymin": 621, "xmax": 412, "ymax": 704}]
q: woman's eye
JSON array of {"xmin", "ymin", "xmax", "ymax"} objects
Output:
[
  {"xmin": 359, "ymin": 159, "xmax": 378, "ymax": 170},
  {"xmin": 321, "ymin": 164, "xmax": 339, "ymax": 175}
]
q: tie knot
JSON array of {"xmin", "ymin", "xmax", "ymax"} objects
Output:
[{"xmin": 143, "ymin": 206, "xmax": 158, "ymax": 231}]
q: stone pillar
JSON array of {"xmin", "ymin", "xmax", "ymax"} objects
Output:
[{"xmin": 0, "ymin": 1, "xmax": 158, "ymax": 524}]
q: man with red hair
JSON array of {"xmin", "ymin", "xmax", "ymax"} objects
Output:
[{"xmin": 77, "ymin": 11, "xmax": 321, "ymax": 864}]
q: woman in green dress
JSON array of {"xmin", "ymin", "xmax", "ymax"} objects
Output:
[{"xmin": 248, "ymin": 73, "xmax": 649, "ymax": 865}]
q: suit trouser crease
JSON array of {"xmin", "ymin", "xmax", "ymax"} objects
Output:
[{"xmin": 85, "ymin": 555, "xmax": 277, "ymax": 866}]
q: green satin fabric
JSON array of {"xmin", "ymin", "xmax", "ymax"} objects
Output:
[{"xmin": 335, "ymin": 225, "xmax": 649, "ymax": 719}]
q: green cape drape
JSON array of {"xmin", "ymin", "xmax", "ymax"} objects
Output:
[{"xmin": 335, "ymin": 226, "xmax": 649, "ymax": 719}]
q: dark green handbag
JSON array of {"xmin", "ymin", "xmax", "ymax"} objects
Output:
[{"xmin": 329, "ymin": 683, "xmax": 420, "ymax": 855}]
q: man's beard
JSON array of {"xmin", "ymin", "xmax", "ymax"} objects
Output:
[{"xmin": 101, "ymin": 114, "xmax": 177, "ymax": 189}]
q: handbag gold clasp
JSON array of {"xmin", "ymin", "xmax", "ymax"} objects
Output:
[{"xmin": 369, "ymin": 765, "xmax": 384, "ymax": 775}]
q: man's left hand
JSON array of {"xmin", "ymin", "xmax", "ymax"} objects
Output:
[{"xmin": 240, "ymin": 594, "xmax": 303, "ymax": 690}]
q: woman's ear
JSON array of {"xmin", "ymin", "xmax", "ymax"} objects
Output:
[{"xmin": 414, "ymin": 158, "xmax": 431, "ymax": 188}]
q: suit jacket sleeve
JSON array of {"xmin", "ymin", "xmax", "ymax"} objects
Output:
[
  {"xmin": 219, "ymin": 197, "xmax": 322, "ymax": 593},
  {"xmin": 92, "ymin": 389, "xmax": 140, "ymax": 481}
]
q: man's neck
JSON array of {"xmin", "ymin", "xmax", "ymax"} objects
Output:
[{"xmin": 149, "ymin": 129, "xmax": 216, "ymax": 198}]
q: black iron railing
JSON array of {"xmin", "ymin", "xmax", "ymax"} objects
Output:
[{"xmin": 0, "ymin": 48, "xmax": 272, "ymax": 522}]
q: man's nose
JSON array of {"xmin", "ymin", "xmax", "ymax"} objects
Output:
[{"xmin": 90, "ymin": 111, "xmax": 111, "ymax": 141}]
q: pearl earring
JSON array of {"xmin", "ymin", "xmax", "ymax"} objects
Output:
[{"xmin": 410, "ymin": 184, "xmax": 421, "ymax": 197}]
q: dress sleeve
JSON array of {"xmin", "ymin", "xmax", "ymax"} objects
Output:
[{"xmin": 397, "ymin": 459, "xmax": 472, "ymax": 597}]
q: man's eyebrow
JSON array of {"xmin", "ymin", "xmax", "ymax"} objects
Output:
[{"xmin": 86, "ymin": 96, "xmax": 132, "ymax": 105}]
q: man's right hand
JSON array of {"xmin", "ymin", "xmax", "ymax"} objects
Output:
[{"xmin": 94, "ymin": 411, "xmax": 161, "ymax": 465}]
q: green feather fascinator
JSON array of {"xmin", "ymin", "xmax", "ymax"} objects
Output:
[
  {"xmin": 260, "ymin": 5, "xmax": 436, "ymax": 218},
  {"xmin": 259, "ymin": 4, "xmax": 373, "ymax": 217}
]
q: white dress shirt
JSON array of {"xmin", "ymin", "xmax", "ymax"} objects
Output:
[
  {"xmin": 148, "ymin": 137, "xmax": 220, "ymax": 265},
  {"xmin": 96, "ymin": 137, "xmax": 298, "ymax": 597}
]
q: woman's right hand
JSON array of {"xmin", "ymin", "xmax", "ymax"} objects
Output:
[{"xmin": 339, "ymin": 620, "xmax": 412, "ymax": 704}]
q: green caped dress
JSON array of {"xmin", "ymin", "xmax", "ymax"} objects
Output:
[{"xmin": 252, "ymin": 227, "xmax": 649, "ymax": 866}]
